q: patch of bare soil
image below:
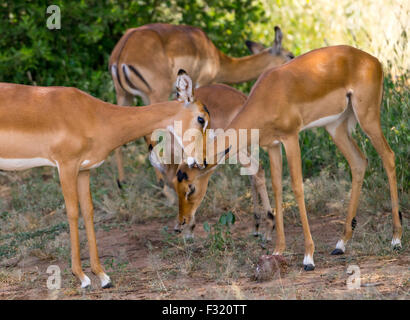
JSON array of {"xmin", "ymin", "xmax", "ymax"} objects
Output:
[{"xmin": 0, "ymin": 212, "xmax": 408, "ymax": 300}]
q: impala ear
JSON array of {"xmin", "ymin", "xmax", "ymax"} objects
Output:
[
  {"xmin": 272, "ymin": 26, "xmax": 283, "ymax": 54},
  {"xmin": 245, "ymin": 40, "xmax": 266, "ymax": 54},
  {"xmin": 176, "ymin": 69, "xmax": 194, "ymax": 105}
]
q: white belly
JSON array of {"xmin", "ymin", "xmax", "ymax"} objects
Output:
[
  {"xmin": 80, "ymin": 159, "xmax": 105, "ymax": 170},
  {"xmin": 0, "ymin": 157, "xmax": 56, "ymax": 171},
  {"xmin": 300, "ymin": 112, "xmax": 345, "ymax": 131}
]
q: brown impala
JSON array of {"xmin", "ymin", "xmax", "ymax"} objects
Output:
[
  {"xmin": 0, "ymin": 71, "xmax": 209, "ymax": 288},
  {"xmin": 174, "ymin": 45, "xmax": 402, "ymax": 271},
  {"xmin": 149, "ymin": 83, "xmax": 274, "ymax": 239},
  {"xmin": 108, "ymin": 23, "xmax": 294, "ymax": 199}
]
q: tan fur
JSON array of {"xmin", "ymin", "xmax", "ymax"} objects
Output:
[
  {"xmin": 174, "ymin": 45, "xmax": 401, "ymax": 269},
  {"xmin": 0, "ymin": 80, "xmax": 209, "ymax": 287},
  {"xmin": 109, "ymin": 23, "xmax": 293, "ymax": 197},
  {"xmin": 170, "ymin": 84, "xmax": 273, "ymax": 238}
]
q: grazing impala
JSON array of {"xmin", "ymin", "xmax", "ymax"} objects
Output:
[
  {"xmin": 0, "ymin": 71, "xmax": 209, "ymax": 288},
  {"xmin": 149, "ymin": 83, "xmax": 273, "ymax": 238},
  {"xmin": 109, "ymin": 23, "xmax": 294, "ymax": 197},
  {"xmin": 174, "ymin": 45, "xmax": 402, "ymax": 271}
]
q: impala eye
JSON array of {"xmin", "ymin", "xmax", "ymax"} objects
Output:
[{"xmin": 197, "ymin": 116, "xmax": 205, "ymax": 125}]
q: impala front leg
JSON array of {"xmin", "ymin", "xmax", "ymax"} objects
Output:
[
  {"xmin": 282, "ymin": 135, "xmax": 315, "ymax": 271},
  {"xmin": 59, "ymin": 163, "xmax": 91, "ymax": 288},
  {"xmin": 78, "ymin": 170, "xmax": 112, "ymax": 288},
  {"xmin": 268, "ymin": 144, "xmax": 285, "ymax": 254}
]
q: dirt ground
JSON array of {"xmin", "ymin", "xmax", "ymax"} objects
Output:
[{"xmin": 0, "ymin": 209, "xmax": 408, "ymax": 300}]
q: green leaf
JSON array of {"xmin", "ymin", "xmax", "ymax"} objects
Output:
[
  {"xmin": 203, "ymin": 221, "xmax": 211, "ymax": 233},
  {"xmin": 219, "ymin": 214, "xmax": 227, "ymax": 226},
  {"xmin": 226, "ymin": 211, "xmax": 235, "ymax": 225}
]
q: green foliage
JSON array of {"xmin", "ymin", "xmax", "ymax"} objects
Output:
[
  {"xmin": 0, "ymin": 1, "xmax": 407, "ymax": 209},
  {"xmin": 0, "ymin": 0, "xmax": 266, "ymax": 102},
  {"xmin": 0, "ymin": 222, "xmax": 67, "ymax": 258},
  {"xmin": 203, "ymin": 211, "xmax": 236, "ymax": 252}
]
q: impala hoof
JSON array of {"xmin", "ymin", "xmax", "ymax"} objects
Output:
[
  {"xmin": 80, "ymin": 275, "xmax": 91, "ymax": 289},
  {"xmin": 303, "ymin": 264, "xmax": 315, "ymax": 271},
  {"xmin": 331, "ymin": 248, "xmax": 344, "ymax": 255},
  {"xmin": 102, "ymin": 281, "xmax": 114, "ymax": 289},
  {"xmin": 392, "ymin": 244, "xmax": 402, "ymax": 252},
  {"xmin": 117, "ymin": 179, "xmax": 123, "ymax": 189},
  {"xmin": 391, "ymin": 238, "xmax": 401, "ymax": 251},
  {"xmin": 100, "ymin": 274, "xmax": 113, "ymax": 289},
  {"xmin": 252, "ymin": 231, "xmax": 261, "ymax": 238}
]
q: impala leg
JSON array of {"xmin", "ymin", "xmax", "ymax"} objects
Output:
[
  {"xmin": 359, "ymin": 119, "xmax": 401, "ymax": 248},
  {"xmin": 59, "ymin": 164, "xmax": 90, "ymax": 288},
  {"xmin": 252, "ymin": 162, "xmax": 273, "ymax": 239},
  {"xmin": 78, "ymin": 170, "xmax": 112, "ymax": 288},
  {"xmin": 268, "ymin": 144, "xmax": 285, "ymax": 254},
  {"xmin": 114, "ymin": 149, "xmax": 125, "ymax": 188},
  {"xmin": 248, "ymin": 152, "xmax": 272, "ymax": 237},
  {"xmin": 147, "ymin": 92, "xmax": 178, "ymax": 205},
  {"xmin": 114, "ymin": 92, "xmax": 134, "ymax": 188},
  {"xmin": 249, "ymin": 173, "xmax": 263, "ymax": 237},
  {"xmin": 352, "ymin": 94, "xmax": 402, "ymax": 249},
  {"xmin": 326, "ymin": 117, "xmax": 367, "ymax": 255},
  {"xmin": 282, "ymin": 135, "xmax": 315, "ymax": 270}
]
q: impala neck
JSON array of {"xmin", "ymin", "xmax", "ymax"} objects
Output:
[
  {"xmin": 207, "ymin": 98, "xmax": 262, "ymax": 165},
  {"xmin": 216, "ymin": 51, "xmax": 274, "ymax": 84},
  {"xmin": 100, "ymin": 101, "xmax": 183, "ymax": 152}
]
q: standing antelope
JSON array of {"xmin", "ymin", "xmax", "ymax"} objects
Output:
[
  {"xmin": 0, "ymin": 71, "xmax": 209, "ymax": 288},
  {"xmin": 149, "ymin": 83, "xmax": 273, "ymax": 239},
  {"xmin": 174, "ymin": 45, "xmax": 402, "ymax": 271},
  {"xmin": 109, "ymin": 23, "xmax": 294, "ymax": 199}
]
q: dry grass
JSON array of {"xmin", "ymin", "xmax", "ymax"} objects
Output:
[
  {"xmin": 0, "ymin": 125, "xmax": 408, "ymax": 300},
  {"xmin": 257, "ymin": 0, "xmax": 409, "ymax": 78}
]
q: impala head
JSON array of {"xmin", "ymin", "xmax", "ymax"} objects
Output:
[
  {"xmin": 245, "ymin": 26, "xmax": 295, "ymax": 65},
  {"xmin": 153, "ymin": 70, "xmax": 210, "ymax": 169},
  {"xmin": 173, "ymin": 162, "xmax": 217, "ymax": 236}
]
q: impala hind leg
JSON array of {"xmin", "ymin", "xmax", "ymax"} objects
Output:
[
  {"xmin": 249, "ymin": 162, "xmax": 273, "ymax": 238},
  {"xmin": 268, "ymin": 144, "xmax": 285, "ymax": 254},
  {"xmin": 282, "ymin": 136, "xmax": 315, "ymax": 270},
  {"xmin": 114, "ymin": 92, "xmax": 134, "ymax": 188},
  {"xmin": 326, "ymin": 116, "xmax": 367, "ymax": 255},
  {"xmin": 353, "ymin": 98, "xmax": 402, "ymax": 248},
  {"xmin": 59, "ymin": 163, "xmax": 90, "ymax": 288},
  {"xmin": 249, "ymin": 174, "xmax": 261, "ymax": 237},
  {"xmin": 78, "ymin": 170, "xmax": 112, "ymax": 288}
]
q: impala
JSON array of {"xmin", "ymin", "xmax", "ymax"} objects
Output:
[
  {"xmin": 174, "ymin": 45, "xmax": 402, "ymax": 271},
  {"xmin": 149, "ymin": 83, "xmax": 273, "ymax": 238},
  {"xmin": 0, "ymin": 71, "xmax": 209, "ymax": 288},
  {"xmin": 108, "ymin": 23, "xmax": 294, "ymax": 198}
]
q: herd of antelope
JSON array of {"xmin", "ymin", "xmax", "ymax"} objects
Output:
[{"xmin": 0, "ymin": 23, "xmax": 402, "ymax": 289}]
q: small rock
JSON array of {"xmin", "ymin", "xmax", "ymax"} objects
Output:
[{"xmin": 253, "ymin": 254, "xmax": 288, "ymax": 281}]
